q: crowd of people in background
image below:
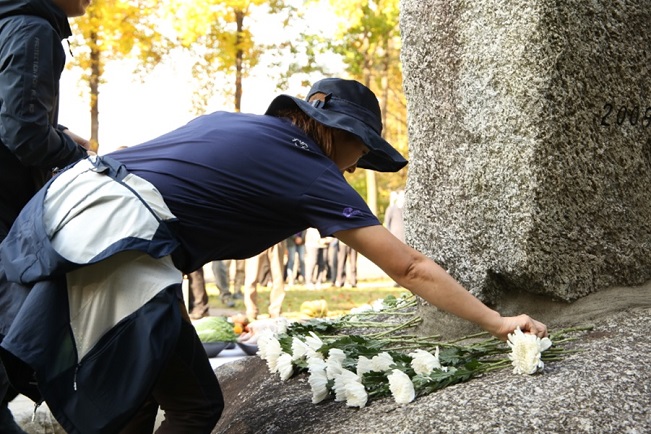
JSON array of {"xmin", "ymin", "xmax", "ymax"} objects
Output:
[{"xmin": 186, "ymin": 192, "xmax": 406, "ymax": 321}]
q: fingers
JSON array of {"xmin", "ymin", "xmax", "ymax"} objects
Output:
[
  {"xmin": 520, "ymin": 315, "xmax": 548, "ymax": 338},
  {"xmin": 534, "ymin": 319, "xmax": 548, "ymax": 338}
]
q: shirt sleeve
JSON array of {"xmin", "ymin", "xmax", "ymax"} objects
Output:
[
  {"xmin": 299, "ymin": 166, "xmax": 380, "ymax": 237},
  {"xmin": 0, "ymin": 20, "xmax": 86, "ymax": 169}
]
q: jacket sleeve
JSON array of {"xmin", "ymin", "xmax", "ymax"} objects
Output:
[{"xmin": 0, "ymin": 19, "xmax": 86, "ymax": 169}]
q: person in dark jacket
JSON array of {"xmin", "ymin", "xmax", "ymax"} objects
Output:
[
  {"xmin": 0, "ymin": 78, "xmax": 547, "ymax": 433},
  {"xmin": 0, "ymin": 0, "xmax": 92, "ymax": 431},
  {"xmin": 0, "ymin": 0, "xmax": 91, "ymax": 234}
]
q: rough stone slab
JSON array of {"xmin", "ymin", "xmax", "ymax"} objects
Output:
[
  {"xmin": 212, "ymin": 306, "xmax": 651, "ymax": 433},
  {"xmin": 399, "ymin": 0, "xmax": 651, "ymax": 302}
]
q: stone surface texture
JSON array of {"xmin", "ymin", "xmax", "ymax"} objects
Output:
[
  {"xmin": 400, "ymin": 0, "xmax": 651, "ymax": 303},
  {"xmin": 211, "ymin": 297, "xmax": 651, "ymax": 433}
]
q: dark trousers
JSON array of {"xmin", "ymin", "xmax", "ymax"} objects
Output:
[
  {"xmin": 0, "ymin": 356, "xmax": 8, "ymax": 407},
  {"xmin": 336, "ymin": 244, "xmax": 357, "ymax": 286},
  {"xmin": 0, "ymin": 337, "xmax": 26, "ymax": 434},
  {"xmin": 120, "ymin": 320, "xmax": 224, "ymax": 434}
]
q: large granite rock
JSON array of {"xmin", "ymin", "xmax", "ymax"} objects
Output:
[{"xmin": 399, "ymin": 0, "xmax": 651, "ymax": 303}]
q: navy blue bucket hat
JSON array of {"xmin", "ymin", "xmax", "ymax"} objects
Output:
[{"xmin": 265, "ymin": 78, "xmax": 408, "ymax": 172}]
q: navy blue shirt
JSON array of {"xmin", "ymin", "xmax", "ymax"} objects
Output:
[{"xmin": 109, "ymin": 112, "xmax": 379, "ymax": 273}]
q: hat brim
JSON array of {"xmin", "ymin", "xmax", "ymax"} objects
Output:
[{"xmin": 266, "ymin": 95, "xmax": 408, "ymax": 173}]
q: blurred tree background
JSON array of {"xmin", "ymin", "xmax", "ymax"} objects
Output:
[{"xmin": 68, "ymin": 0, "xmax": 406, "ymax": 221}]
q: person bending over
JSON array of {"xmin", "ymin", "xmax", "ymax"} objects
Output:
[{"xmin": 0, "ymin": 78, "xmax": 546, "ymax": 433}]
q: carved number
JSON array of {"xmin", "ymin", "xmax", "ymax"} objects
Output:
[
  {"xmin": 601, "ymin": 103, "xmax": 651, "ymax": 128},
  {"xmin": 644, "ymin": 107, "xmax": 651, "ymax": 128},
  {"xmin": 601, "ymin": 103, "xmax": 613, "ymax": 126}
]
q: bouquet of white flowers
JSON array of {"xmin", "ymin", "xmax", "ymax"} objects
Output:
[{"xmin": 256, "ymin": 294, "xmax": 590, "ymax": 407}]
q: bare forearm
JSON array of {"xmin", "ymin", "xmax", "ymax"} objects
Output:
[
  {"xmin": 337, "ymin": 225, "xmax": 548, "ymax": 340},
  {"xmin": 398, "ymin": 258, "xmax": 502, "ymax": 333}
]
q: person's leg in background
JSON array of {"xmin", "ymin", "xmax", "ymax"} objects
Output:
[
  {"xmin": 326, "ymin": 239, "xmax": 338, "ymax": 285},
  {"xmin": 211, "ymin": 260, "xmax": 234, "ymax": 308},
  {"xmin": 335, "ymin": 243, "xmax": 348, "ymax": 287},
  {"xmin": 314, "ymin": 247, "xmax": 327, "ymax": 289},
  {"xmin": 285, "ymin": 242, "xmax": 297, "ymax": 285},
  {"xmin": 295, "ymin": 243, "xmax": 306, "ymax": 284},
  {"xmin": 232, "ymin": 260, "xmax": 245, "ymax": 299},
  {"xmin": 243, "ymin": 254, "xmax": 262, "ymax": 320},
  {"xmin": 267, "ymin": 242, "xmax": 286, "ymax": 318},
  {"xmin": 303, "ymin": 245, "xmax": 318, "ymax": 289},
  {"xmin": 347, "ymin": 247, "xmax": 358, "ymax": 287},
  {"xmin": 257, "ymin": 255, "xmax": 271, "ymax": 287},
  {"xmin": 187, "ymin": 268, "xmax": 209, "ymax": 320}
]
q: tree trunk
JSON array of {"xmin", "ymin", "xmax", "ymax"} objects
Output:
[
  {"xmin": 89, "ymin": 30, "xmax": 100, "ymax": 152},
  {"xmin": 234, "ymin": 9, "xmax": 244, "ymax": 112},
  {"xmin": 362, "ymin": 67, "xmax": 377, "ymax": 214}
]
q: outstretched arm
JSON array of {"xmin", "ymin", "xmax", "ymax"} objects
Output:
[{"xmin": 335, "ymin": 224, "xmax": 547, "ymax": 341}]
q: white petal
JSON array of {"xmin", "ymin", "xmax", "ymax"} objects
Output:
[
  {"xmin": 333, "ymin": 369, "xmax": 360, "ymax": 402},
  {"xmin": 308, "ymin": 368, "xmax": 330, "ymax": 404},
  {"xmin": 277, "ymin": 353, "xmax": 294, "ymax": 381},
  {"xmin": 539, "ymin": 337, "xmax": 553, "ymax": 352},
  {"xmin": 262, "ymin": 338, "xmax": 283, "ymax": 373},
  {"xmin": 370, "ymin": 352, "xmax": 395, "ymax": 372},
  {"xmin": 305, "ymin": 332, "xmax": 324, "ymax": 351},
  {"xmin": 387, "ymin": 369, "xmax": 415, "ymax": 404},
  {"xmin": 356, "ymin": 356, "xmax": 373, "ymax": 377},
  {"xmin": 326, "ymin": 348, "xmax": 347, "ymax": 380},
  {"xmin": 344, "ymin": 381, "xmax": 368, "ymax": 408},
  {"xmin": 409, "ymin": 348, "xmax": 442, "ymax": 375},
  {"xmin": 291, "ymin": 337, "xmax": 310, "ymax": 360}
]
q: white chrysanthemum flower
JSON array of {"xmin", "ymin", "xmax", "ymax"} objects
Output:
[
  {"xmin": 333, "ymin": 369, "xmax": 361, "ymax": 402},
  {"xmin": 307, "ymin": 355, "xmax": 327, "ymax": 372},
  {"xmin": 370, "ymin": 352, "xmax": 395, "ymax": 372},
  {"xmin": 306, "ymin": 357, "xmax": 330, "ymax": 403},
  {"xmin": 255, "ymin": 329, "xmax": 274, "ymax": 359},
  {"xmin": 409, "ymin": 348, "xmax": 442, "ymax": 375},
  {"xmin": 344, "ymin": 379, "xmax": 368, "ymax": 408},
  {"xmin": 371, "ymin": 298, "xmax": 385, "ymax": 311},
  {"xmin": 326, "ymin": 348, "xmax": 347, "ymax": 380},
  {"xmin": 307, "ymin": 350, "xmax": 324, "ymax": 361},
  {"xmin": 349, "ymin": 304, "xmax": 373, "ymax": 314},
  {"xmin": 273, "ymin": 317, "xmax": 290, "ymax": 335},
  {"xmin": 387, "ymin": 369, "xmax": 416, "ymax": 404},
  {"xmin": 308, "ymin": 367, "xmax": 330, "ymax": 403},
  {"xmin": 356, "ymin": 355, "xmax": 373, "ymax": 377},
  {"xmin": 305, "ymin": 331, "xmax": 324, "ymax": 351},
  {"xmin": 507, "ymin": 327, "xmax": 553, "ymax": 375},
  {"xmin": 276, "ymin": 352, "xmax": 294, "ymax": 381},
  {"xmin": 257, "ymin": 330, "xmax": 280, "ymax": 357},
  {"xmin": 258, "ymin": 333, "xmax": 283, "ymax": 373},
  {"xmin": 291, "ymin": 337, "xmax": 310, "ymax": 360}
]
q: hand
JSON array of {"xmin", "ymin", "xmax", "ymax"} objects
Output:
[
  {"xmin": 238, "ymin": 317, "xmax": 288, "ymax": 343},
  {"xmin": 491, "ymin": 314, "xmax": 548, "ymax": 341},
  {"xmin": 63, "ymin": 129, "xmax": 93, "ymax": 151}
]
